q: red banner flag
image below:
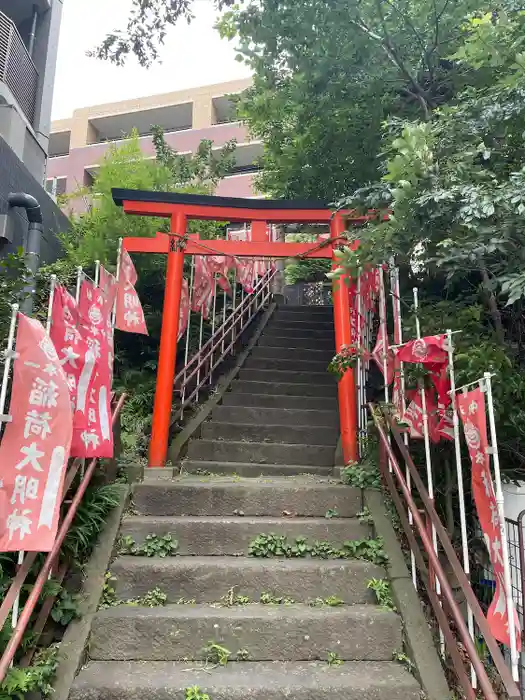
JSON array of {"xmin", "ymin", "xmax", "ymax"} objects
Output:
[
  {"xmin": 99, "ymin": 264, "xmax": 117, "ymax": 309},
  {"xmin": 0, "ymin": 314, "xmax": 72, "ymax": 551},
  {"xmin": 179, "ymin": 279, "xmax": 189, "ymax": 341},
  {"xmin": 457, "ymin": 388, "xmax": 521, "ymax": 650},
  {"xmin": 208, "ymin": 255, "xmax": 233, "ymax": 296},
  {"xmin": 115, "ymin": 250, "xmax": 148, "ymax": 335},
  {"xmin": 372, "ymin": 325, "xmax": 394, "ymax": 385},
  {"xmin": 396, "ymin": 335, "xmax": 448, "ymax": 365},
  {"xmin": 78, "ymin": 279, "xmax": 114, "ymax": 458},
  {"xmin": 192, "ymin": 256, "xmax": 214, "ymax": 317},
  {"xmin": 50, "ymin": 284, "xmax": 97, "ymax": 457},
  {"xmin": 237, "ymin": 258, "xmax": 256, "ymax": 294}
]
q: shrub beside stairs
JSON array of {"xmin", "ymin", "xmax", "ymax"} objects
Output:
[{"xmin": 69, "ymin": 305, "xmax": 421, "ymax": 700}]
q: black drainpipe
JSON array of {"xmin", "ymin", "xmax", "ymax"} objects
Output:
[{"xmin": 8, "ymin": 193, "xmax": 43, "ymax": 316}]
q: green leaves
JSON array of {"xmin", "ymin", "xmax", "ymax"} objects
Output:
[{"xmin": 248, "ymin": 533, "xmax": 388, "ymax": 565}]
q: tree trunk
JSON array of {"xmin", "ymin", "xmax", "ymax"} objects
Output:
[{"xmin": 480, "ymin": 264, "xmax": 505, "ymax": 344}]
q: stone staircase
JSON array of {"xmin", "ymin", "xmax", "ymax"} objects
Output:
[{"xmin": 70, "ymin": 305, "xmax": 421, "ymax": 700}]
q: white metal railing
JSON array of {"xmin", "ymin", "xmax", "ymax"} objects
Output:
[
  {"xmin": 174, "ymin": 266, "xmax": 275, "ymax": 416},
  {"xmin": 0, "ymin": 10, "xmax": 38, "ymax": 124}
]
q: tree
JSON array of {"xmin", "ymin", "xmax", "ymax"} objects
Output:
[
  {"xmin": 91, "ymin": 0, "xmax": 237, "ymax": 66},
  {"xmin": 333, "ymin": 5, "xmax": 525, "ymax": 477},
  {"xmin": 220, "ymin": 0, "xmax": 481, "ymax": 199},
  {"xmin": 39, "ymin": 129, "xmax": 236, "ymax": 453}
]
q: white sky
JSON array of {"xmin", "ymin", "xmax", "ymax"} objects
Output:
[{"xmin": 51, "ymin": 0, "xmax": 252, "ymax": 120}]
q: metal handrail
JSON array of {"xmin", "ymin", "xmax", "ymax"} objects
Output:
[
  {"xmin": 174, "ymin": 268, "xmax": 275, "ymax": 413},
  {"xmin": 370, "ymin": 403, "xmax": 521, "ymax": 700},
  {"xmin": 0, "ymin": 393, "xmax": 127, "ymax": 680},
  {"xmin": 0, "ymin": 10, "xmax": 38, "ymax": 123}
]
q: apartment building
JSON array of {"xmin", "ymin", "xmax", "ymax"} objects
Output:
[
  {"xmin": 47, "ymin": 78, "xmax": 262, "ymax": 209},
  {"xmin": 0, "ymin": 0, "xmax": 68, "ymax": 259}
]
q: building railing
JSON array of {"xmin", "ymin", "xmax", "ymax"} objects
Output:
[
  {"xmin": 0, "ymin": 10, "xmax": 38, "ymax": 124},
  {"xmin": 371, "ymin": 403, "xmax": 521, "ymax": 700}
]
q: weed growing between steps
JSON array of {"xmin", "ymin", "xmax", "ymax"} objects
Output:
[
  {"xmin": 99, "ymin": 573, "xmax": 167, "ymax": 609},
  {"xmin": 324, "ymin": 507, "xmax": 339, "ymax": 519},
  {"xmin": 341, "ymin": 462, "xmax": 381, "ymax": 489},
  {"xmin": 260, "ymin": 592, "xmax": 295, "ymax": 605},
  {"xmin": 308, "ymin": 596, "xmax": 344, "ymax": 607},
  {"xmin": 185, "ymin": 686, "xmax": 210, "ymax": 700},
  {"xmin": 118, "ymin": 533, "xmax": 179, "ymax": 557},
  {"xmin": 203, "ymin": 642, "xmax": 231, "ymax": 666},
  {"xmin": 367, "ymin": 578, "xmax": 397, "ymax": 612},
  {"xmin": 327, "ymin": 651, "xmax": 344, "ymax": 667},
  {"xmin": 248, "ymin": 533, "xmax": 388, "ymax": 565},
  {"xmin": 357, "ymin": 506, "xmax": 373, "ymax": 525},
  {"xmin": 219, "ymin": 587, "xmax": 251, "ymax": 607}
]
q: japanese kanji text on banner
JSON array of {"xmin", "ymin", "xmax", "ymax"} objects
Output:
[{"xmin": 0, "ymin": 314, "xmax": 73, "ymax": 552}]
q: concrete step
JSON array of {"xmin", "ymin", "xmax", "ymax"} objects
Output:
[
  {"xmin": 250, "ymin": 346, "xmax": 334, "ymax": 361},
  {"xmin": 258, "ymin": 334, "xmax": 335, "ymax": 350},
  {"xmin": 244, "ymin": 356, "xmax": 329, "ymax": 372},
  {"xmin": 202, "ymin": 421, "xmax": 337, "ymax": 445},
  {"xmin": 270, "ymin": 318, "xmax": 334, "ymax": 330},
  {"xmin": 212, "ymin": 405, "xmax": 338, "ymax": 428},
  {"xmin": 187, "ymin": 439, "xmax": 335, "ymax": 467},
  {"xmin": 239, "ymin": 368, "xmax": 333, "ymax": 386},
  {"xmin": 133, "ymin": 477, "xmax": 362, "ymax": 517},
  {"xmin": 230, "ymin": 380, "xmax": 336, "ymax": 398},
  {"xmin": 181, "ymin": 461, "xmax": 333, "ymax": 477},
  {"xmin": 279, "ymin": 304, "xmax": 334, "ymax": 314},
  {"xmin": 119, "ymin": 516, "xmax": 369, "ymax": 555},
  {"xmin": 110, "ymin": 556, "xmax": 384, "ymax": 604},
  {"xmin": 264, "ymin": 326, "xmax": 334, "ymax": 340},
  {"xmin": 90, "ymin": 603, "xmax": 401, "ymax": 661},
  {"xmin": 71, "ymin": 660, "xmax": 420, "ymax": 700},
  {"xmin": 222, "ymin": 392, "xmax": 337, "ymax": 411}
]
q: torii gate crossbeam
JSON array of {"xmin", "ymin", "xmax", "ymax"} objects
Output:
[{"xmin": 113, "ymin": 189, "xmax": 361, "ymax": 468}]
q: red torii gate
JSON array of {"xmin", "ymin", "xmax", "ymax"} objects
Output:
[{"xmin": 112, "ymin": 189, "xmax": 364, "ymax": 468}]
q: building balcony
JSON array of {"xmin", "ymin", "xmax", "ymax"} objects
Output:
[{"xmin": 0, "ymin": 9, "xmax": 38, "ymax": 123}]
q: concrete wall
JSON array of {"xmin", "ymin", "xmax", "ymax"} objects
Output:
[{"xmin": 0, "ymin": 133, "xmax": 69, "ymax": 264}]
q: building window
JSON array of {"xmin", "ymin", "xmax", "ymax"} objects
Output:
[{"xmin": 45, "ymin": 177, "xmax": 67, "ymax": 197}]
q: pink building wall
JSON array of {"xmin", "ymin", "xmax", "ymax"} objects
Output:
[{"xmin": 47, "ymin": 122, "xmax": 258, "ymax": 207}]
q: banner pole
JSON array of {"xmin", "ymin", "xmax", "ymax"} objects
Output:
[{"xmin": 484, "ymin": 372, "xmax": 520, "ymax": 682}]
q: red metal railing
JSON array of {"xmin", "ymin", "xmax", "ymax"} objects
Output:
[
  {"xmin": 0, "ymin": 393, "xmax": 126, "ymax": 681},
  {"xmin": 370, "ymin": 403, "xmax": 521, "ymax": 700},
  {"xmin": 175, "ymin": 267, "xmax": 275, "ymax": 416}
]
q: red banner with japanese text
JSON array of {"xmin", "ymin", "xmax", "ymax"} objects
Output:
[
  {"xmin": 0, "ymin": 314, "xmax": 72, "ymax": 551},
  {"xmin": 77, "ymin": 279, "xmax": 114, "ymax": 458},
  {"xmin": 99, "ymin": 264, "xmax": 117, "ymax": 309},
  {"xmin": 457, "ymin": 389, "xmax": 521, "ymax": 649},
  {"xmin": 115, "ymin": 250, "xmax": 148, "ymax": 335},
  {"xmin": 192, "ymin": 256, "xmax": 214, "ymax": 318},
  {"xmin": 50, "ymin": 284, "xmax": 97, "ymax": 456},
  {"xmin": 207, "ymin": 255, "xmax": 233, "ymax": 295}
]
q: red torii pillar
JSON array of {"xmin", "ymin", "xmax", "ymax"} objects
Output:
[{"xmin": 112, "ymin": 189, "xmax": 361, "ymax": 468}]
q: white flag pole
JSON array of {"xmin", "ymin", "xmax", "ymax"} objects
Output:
[
  {"xmin": 413, "ymin": 287, "xmax": 444, "ymax": 656},
  {"xmin": 75, "ymin": 266, "xmax": 83, "ymax": 304},
  {"xmin": 181, "ymin": 258, "xmax": 195, "ymax": 418},
  {"xmin": 0, "ymin": 303, "xmax": 19, "ymax": 425},
  {"xmin": 390, "ymin": 262, "xmax": 416, "ymax": 589},
  {"xmin": 356, "ymin": 272, "xmax": 363, "ymax": 456},
  {"xmin": 378, "ymin": 267, "xmax": 390, "ymax": 407},
  {"xmin": 94, "ymin": 260, "xmax": 100, "ymax": 287},
  {"xmin": 0, "ymin": 304, "xmax": 23, "ymax": 632},
  {"xmin": 447, "ymin": 329, "xmax": 476, "ymax": 687},
  {"xmin": 45, "ymin": 275, "xmax": 57, "ymax": 335},
  {"xmin": 484, "ymin": 372, "xmax": 520, "ymax": 682}
]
